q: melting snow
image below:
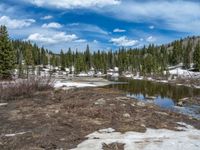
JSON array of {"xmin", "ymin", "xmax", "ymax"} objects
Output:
[
  {"xmin": 72, "ymin": 123, "xmax": 200, "ymax": 150},
  {"xmin": 4, "ymin": 132, "xmax": 27, "ymax": 137}
]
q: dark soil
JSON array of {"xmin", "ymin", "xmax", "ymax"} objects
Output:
[
  {"xmin": 0, "ymin": 88, "xmax": 199, "ymax": 150},
  {"xmin": 102, "ymin": 142, "xmax": 125, "ymax": 150}
]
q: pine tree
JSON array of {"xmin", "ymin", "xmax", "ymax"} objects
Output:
[
  {"xmin": 193, "ymin": 41, "xmax": 200, "ymax": 71},
  {"xmin": 183, "ymin": 41, "xmax": 192, "ymax": 69},
  {"xmin": 0, "ymin": 25, "xmax": 16, "ymax": 79},
  {"xmin": 60, "ymin": 50, "xmax": 66, "ymax": 71},
  {"xmin": 85, "ymin": 44, "xmax": 91, "ymax": 70},
  {"xmin": 25, "ymin": 45, "xmax": 34, "ymax": 77}
]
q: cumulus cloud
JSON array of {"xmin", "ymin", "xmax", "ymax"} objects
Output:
[
  {"xmin": 26, "ymin": 32, "xmax": 78, "ymax": 44},
  {"xmin": 25, "ymin": 0, "xmax": 120, "ymax": 9},
  {"xmin": 113, "ymin": 28, "xmax": 126, "ymax": 33},
  {"xmin": 42, "ymin": 22, "xmax": 62, "ymax": 29},
  {"xmin": 41, "ymin": 15, "xmax": 53, "ymax": 20},
  {"xmin": 146, "ymin": 36, "xmax": 156, "ymax": 43},
  {"xmin": 110, "ymin": 36, "xmax": 138, "ymax": 47},
  {"xmin": 0, "ymin": 16, "xmax": 35, "ymax": 29}
]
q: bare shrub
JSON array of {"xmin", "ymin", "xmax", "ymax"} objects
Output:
[{"xmin": 0, "ymin": 77, "xmax": 53, "ymax": 101}]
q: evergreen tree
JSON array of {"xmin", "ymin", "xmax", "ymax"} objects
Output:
[
  {"xmin": 24, "ymin": 45, "xmax": 34, "ymax": 77},
  {"xmin": 193, "ymin": 41, "xmax": 200, "ymax": 71},
  {"xmin": 183, "ymin": 41, "xmax": 192, "ymax": 69},
  {"xmin": 60, "ymin": 50, "xmax": 66, "ymax": 71},
  {"xmin": 85, "ymin": 44, "xmax": 91, "ymax": 70},
  {"xmin": 0, "ymin": 25, "xmax": 15, "ymax": 79}
]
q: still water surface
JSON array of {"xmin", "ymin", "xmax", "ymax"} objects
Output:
[{"xmin": 106, "ymin": 78, "xmax": 200, "ymax": 119}]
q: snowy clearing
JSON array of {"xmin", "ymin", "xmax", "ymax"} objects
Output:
[{"xmin": 72, "ymin": 123, "xmax": 200, "ymax": 150}]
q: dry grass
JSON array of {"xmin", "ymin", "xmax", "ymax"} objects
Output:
[{"xmin": 0, "ymin": 77, "xmax": 53, "ymax": 101}]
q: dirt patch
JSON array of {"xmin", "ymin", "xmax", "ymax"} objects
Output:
[
  {"xmin": 0, "ymin": 88, "xmax": 199, "ymax": 150},
  {"xmin": 102, "ymin": 143, "xmax": 125, "ymax": 150}
]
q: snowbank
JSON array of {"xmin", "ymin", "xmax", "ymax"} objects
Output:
[
  {"xmin": 72, "ymin": 123, "xmax": 200, "ymax": 150},
  {"xmin": 54, "ymin": 79, "xmax": 112, "ymax": 89},
  {"xmin": 169, "ymin": 68, "xmax": 200, "ymax": 78},
  {"xmin": 54, "ymin": 81, "xmax": 97, "ymax": 89}
]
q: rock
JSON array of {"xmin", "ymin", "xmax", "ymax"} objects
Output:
[
  {"xmin": 55, "ymin": 110, "xmax": 59, "ymax": 114},
  {"xmin": 116, "ymin": 97, "xmax": 130, "ymax": 101},
  {"xmin": 131, "ymin": 103, "xmax": 135, "ymax": 107},
  {"xmin": 95, "ymin": 98, "xmax": 106, "ymax": 105},
  {"xmin": 121, "ymin": 104, "xmax": 126, "ymax": 107},
  {"xmin": 123, "ymin": 113, "xmax": 131, "ymax": 118},
  {"xmin": 177, "ymin": 101, "xmax": 184, "ymax": 106},
  {"xmin": 110, "ymin": 104, "xmax": 115, "ymax": 106},
  {"xmin": 60, "ymin": 138, "xmax": 65, "ymax": 141},
  {"xmin": 177, "ymin": 97, "xmax": 188, "ymax": 106},
  {"xmin": 137, "ymin": 101, "xmax": 146, "ymax": 107},
  {"xmin": 155, "ymin": 111, "xmax": 169, "ymax": 116},
  {"xmin": 146, "ymin": 96, "xmax": 156, "ymax": 100}
]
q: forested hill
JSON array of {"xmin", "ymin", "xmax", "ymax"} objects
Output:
[{"xmin": 11, "ymin": 35, "xmax": 200, "ymax": 75}]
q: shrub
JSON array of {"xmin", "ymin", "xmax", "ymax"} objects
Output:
[{"xmin": 0, "ymin": 77, "xmax": 53, "ymax": 101}]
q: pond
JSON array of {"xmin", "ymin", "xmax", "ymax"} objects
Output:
[{"xmin": 105, "ymin": 77, "xmax": 200, "ymax": 119}]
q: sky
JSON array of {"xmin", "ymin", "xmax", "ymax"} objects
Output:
[{"xmin": 0, "ymin": 0, "xmax": 200, "ymax": 53}]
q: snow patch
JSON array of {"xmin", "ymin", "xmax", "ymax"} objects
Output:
[
  {"xmin": 72, "ymin": 124, "xmax": 200, "ymax": 150},
  {"xmin": 0, "ymin": 103, "xmax": 8, "ymax": 106},
  {"xmin": 4, "ymin": 132, "xmax": 27, "ymax": 137},
  {"xmin": 54, "ymin": 81, "xmax": 97, "ymax": 89}
]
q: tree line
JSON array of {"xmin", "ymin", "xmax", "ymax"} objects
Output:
[{"xmin": 0, "ymin": 25, "xmax": 200, "ymax": 79}]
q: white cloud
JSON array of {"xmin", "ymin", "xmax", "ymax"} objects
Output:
[
  {"xmin": 149, "ymin": 25, "xmax": 155, "ymax": 29},
  {"xmin": 96, "ymin": 0, "xmax": 200, "ymax": 34},
  {"xmin": 113, "ymin": 28, "xmax": 126, "ymax": 33},
  {"xmin": 41, "ymin": 15, "xmax": 53, "ymax": 20},
  {"xmin": 26, "ymin": 32, "xmax": 78, "ymax": 44},
  {"xmin": 146, "ymin": 36, "xmax": 156, "ymax": 43},
  {"xmin": 42, "ymin": 22, "xmax": 62, "ymax": 29},
  {"xmin": 93, "ymin": 40, "xmax": 98, "ymax": 43},
  {"xmin": 110, "ymin": 36, "xmax": 138, "ymax": 47},
  {"xmin": 66, "ymin": 23, "xmax": 109, "ymax": 35},
  {"xmin": 74, "ymin": 39, "xmax": 87, "ymax": 43},
  {"xmin": 0, "ymin": 16, "xmax": 35, "ymax": 29},
  {"xmin": 26, "ymin": 0, "xmax": 120, "ymax": 9}
]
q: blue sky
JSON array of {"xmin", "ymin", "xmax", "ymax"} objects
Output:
[{"xmin": 0, "ymin": 0, "xmax": 200, "ymax": 53}]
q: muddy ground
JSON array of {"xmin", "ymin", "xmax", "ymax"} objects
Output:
[{"xmin": 0, "ymin": 88, "xmax": 200, "ymax": 150}]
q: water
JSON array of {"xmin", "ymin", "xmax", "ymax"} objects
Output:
[{"xmin": 106, "ymin": 78, "xmax": 200, "ymax": 119}]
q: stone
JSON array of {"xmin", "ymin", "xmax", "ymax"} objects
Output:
[
  {"xmin": 95, "ymin": 98, "xmax": 106, "ymax": 105},
  {"xmin": 123, "ymin": 113, "xmax": 131, "ymax": 118},
  {"xmin": 131, "ymin": 103, "xmax": 135, "ymax": 107},
  {"xmin": 55, "ymin": 110, "xmax": 59, "ymax": 114},
  {"xmin": 137, "ymin": 101, "xmax": 146, "ymax": 107}
]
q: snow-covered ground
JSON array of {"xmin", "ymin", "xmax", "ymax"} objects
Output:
[
  {"xmin": 54, "ymin": 78, "xmax": 112, "ymax": 90},
  {"xmin": 72, "ymin": 123, "xmax": 200, "ymax": 150},
  {"xmin": 169, "ymin": 68, "xmax": 200, "ymax": 78},
  {"xmin": 54, "ymin": 81, "xmax": 97, "ymax": 89}
]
